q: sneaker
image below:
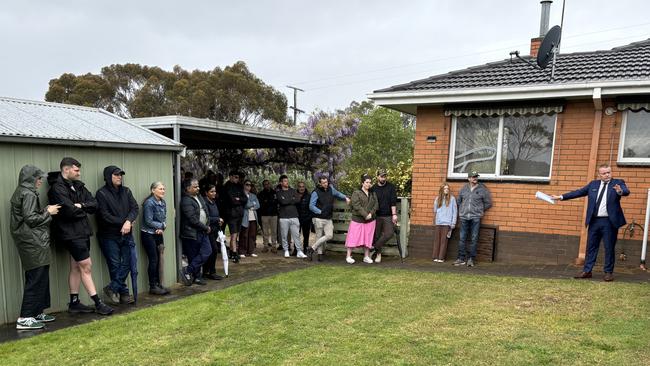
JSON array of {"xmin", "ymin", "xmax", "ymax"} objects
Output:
[
  {"xmin": 119, "ymin": 293, "xmax": 135, "ymax": 305},
  {"xmin": 194, "ymin": 278, "xmax": 207, "ymax": 286},
  {"xmin": 179, "ymin": 266, "xmax": 193, "ymax": 286},
  {"xmin": 284, "ymin": 250, "xmax": 290, "ymax": 258},
  {"xmin": 272, "ymin": 245, "xmax": 279, "ymax": 253},
  {"xmin": 346, "ymin": 256, "xmax": 355, "ymax": 264},
  {"xmin": 251, "ymin": 253, "xmax": 258, "ymax": 258},
  {"xmin": 103, "ymin": 285, "xmax": 120, "ymax": 305},
  {"xmin": 374, "ymin": 253, "xmax": 382, "ymax": 263},
  {"xmin": 16, "ymin": 317, "xmax": 44, "ymax": 330},
  {"xmin": 296, "ymin": 251, "xmax": 307, "ymax": 259},
  {"xmin": 95, "ymin": 301, "xmax": 114, "ymax": 315},
  {"xmin": 466, "ymin": 258, "xmax": 475, "ymax": 267},
  {"xmin": 240, "ymin": 254, "xmax": 246, "ymax": 258},
  {"xmin": 363, "ymin": 256, "xmax": 373, "ymax": 264},
  {"xmin": 68, "ymin": 301, "xmax": 95, "ymax": 314},
  {"xmin": 35, "ymin": 313, "xmax": 55, "ymax": 323},
  {"xmin": 305, "ymin": 247, "xmax": 314, "ymax": 261},
  {"xmin": 453, "ymin": 259, "xmax": 466, "ymax": 266}
]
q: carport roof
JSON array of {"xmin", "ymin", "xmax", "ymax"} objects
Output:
[{"xmin": 131, "ymin": 115, "xmax": 319, "ymax": 149}]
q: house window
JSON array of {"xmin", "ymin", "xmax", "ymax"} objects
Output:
[
  {"xmin": 449, "ymin": 114, "xmax": 557, "ymax": 180},
  {"xmin": 618, "ymin": 110, "xmax": 650, "ymax": 164}
]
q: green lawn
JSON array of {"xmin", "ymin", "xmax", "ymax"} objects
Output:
[{"xmin": 2, "ymin": 266, "xmax": 650, "ymax": 365}]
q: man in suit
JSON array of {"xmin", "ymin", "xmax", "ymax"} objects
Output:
[{"xmin": 551, "ymin": 164, "xmax": 630, "ymax": 281}]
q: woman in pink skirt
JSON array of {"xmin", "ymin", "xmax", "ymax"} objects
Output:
[{"xmin": 345, "ymin": 174, "xmax": 378, "ymax": 264}]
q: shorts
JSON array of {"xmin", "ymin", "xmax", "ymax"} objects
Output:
[
  {"xmin": 227, "ymin": 217, "xmax": 243, "ymax": 235},
  {"xmin": 62, "ymin": 239, "xmax": 91, "ymax": 262}
]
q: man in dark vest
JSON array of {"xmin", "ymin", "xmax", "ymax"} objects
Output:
[{"xmin": 307, "ymin": 175, "xmax": 349, "ymax": 261}]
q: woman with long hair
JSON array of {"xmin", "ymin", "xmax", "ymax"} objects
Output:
[
  {"xmin": 239, "ymin": 180, "xmax": 260, "ymax": 258},
  {"xmin": 345, "ymin": 174, "xmax": 378, "ymax": 264},
  {"xmin": 202, "ymin": 184, "xmax": 224, "ymax": 279},
  {"xmin": 432, "ymin": 183, "xmax": 457, "ymax": 262},
  {"xmin": 141, "ymin": 182, "xmax": 170, "ymax": 295}
]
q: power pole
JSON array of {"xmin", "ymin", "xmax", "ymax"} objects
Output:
[{"xmin": 286, "ymin": 85, "xmax": 305, "ymax": 125}]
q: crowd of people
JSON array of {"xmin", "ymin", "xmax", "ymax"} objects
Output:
[{"xmin": 10, "ymin": 155, "xmax": 630, "ymax": 331}]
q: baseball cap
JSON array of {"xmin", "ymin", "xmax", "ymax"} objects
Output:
[
  {"xmin": 376, "ymin": 168, "xmax": 388, "ymax": 177},
  {"xmin": 468, "ymin": 171, "xmax": 480, "ymax": 178}
]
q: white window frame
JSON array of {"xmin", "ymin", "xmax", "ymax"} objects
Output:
[
  {"xmin": 448, "ymin": 114, "xmax": 557, "ymax": 182},
  {"xmin": 617, "ymin": 110, "xmax": 650, "ymax": 164}
]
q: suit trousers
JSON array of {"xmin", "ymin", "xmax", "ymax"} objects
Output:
[{"xmin": 584, "ymin": 217, "xmax": 618, "ymax": 273}]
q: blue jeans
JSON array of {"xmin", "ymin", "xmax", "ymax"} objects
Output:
[
  {"xmin": 182, "ymin": 233, "xmax": 212, "ymax": 278},
  {"xmin": 458, "ymin": 218, "xmax": 481, "ymax": 261},
  {"xmin": 585, "ymin": 217, "xmax": 618, "ymax": 273},
  {"xmin": 99, "ymin": 235, "xmax": 134, "ymax": 294}
]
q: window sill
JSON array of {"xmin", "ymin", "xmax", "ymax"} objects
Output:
[
  {"xmin": 447, "ymin": 176, "xmax": 551, "ymax": 184},
  {"xmin": 616, "ymin": 161, "xmax": 650, "ymax": 167}
]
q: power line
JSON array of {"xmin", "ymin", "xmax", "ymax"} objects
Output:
[{"xmin": 288, "ymin": 21, "xmax": 650, "ymax": 88}]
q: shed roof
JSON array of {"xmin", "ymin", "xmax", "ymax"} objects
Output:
[
  {"xmin": 132, "ymin": 115, "xmax": 319, "ymax": 149},
  {"xmin": 0, "ymin": 97, "xmax": 184, "ymax": 151}
]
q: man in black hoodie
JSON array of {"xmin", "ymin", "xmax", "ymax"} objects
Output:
[
  {"xmin": 48, "ymin": 157, "xmax": 113, "ymax": 315},
  {"xmin": 96, "ymin": 165, "xmax": 139, "ymax": 305}
]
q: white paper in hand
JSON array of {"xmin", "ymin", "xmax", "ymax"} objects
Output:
[{"xmin": 535, "ymin": 191, "xmax": 555, "ymax": 204}]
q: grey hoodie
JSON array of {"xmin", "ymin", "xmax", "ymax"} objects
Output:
[{"xmin": 457, "ymin": 182, "xmax": 492, "ymax": 220}]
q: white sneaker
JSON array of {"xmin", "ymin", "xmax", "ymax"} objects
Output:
[
  {"xmin": 363, "ymin": 256, "xmax": 373, "ymax": 264},
  {"xmin": 345, "ymin": 256, "xmax": 355, "ymax": 264},
  {"xmin": 251, "ymin": 253, "xmax": 258, "ymax": 258},
  {"xmin": 296, "ymin": 251, "xmax": 307, "ymax": 258},
  {"xmin": 374, "ymin": 253, "xmax": 382, "ymax": 263},
  {"xmin": 240, "ymin": 254, "xmax": 246, "ymax": 258},
  {"xmin": 284, "ymin": 250, "xmax": 290, "ymax": 258},
  {"xmin": 16, "ymin": 317, "xmax": 44, "ymax": 330}
]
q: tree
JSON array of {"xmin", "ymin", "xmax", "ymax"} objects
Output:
[
  {"xmin": 45, "ymin": 62, "xmax": 289, "ymax": 126},
  {"xmin": 338, "ymin": 107, "xmax": 414, "ymax": 195}
]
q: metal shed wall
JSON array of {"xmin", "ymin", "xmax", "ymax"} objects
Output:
[{"xmin": 0, "ymin": 143, "xmax": 176, "ymax": 324}]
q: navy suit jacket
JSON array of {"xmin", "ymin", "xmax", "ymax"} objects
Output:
[{"xmin": 562, "ymin": 178, "xmax": 630, "ymax": 229}]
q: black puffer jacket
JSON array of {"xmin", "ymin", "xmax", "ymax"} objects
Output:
[
  {"xmin": 10, "ymin": 165, "xmax": 52, "ymax": 271},
  {"xmin": 180, "ymin": 193, "xmax": 210, "ymax": 240},
  {"xmin": 47, "ymin": 171, "xmax": 97, "ymax": 241},
  {"xmin": 95, "ymin": 166, "xmax": 139, "ymax": 239}
]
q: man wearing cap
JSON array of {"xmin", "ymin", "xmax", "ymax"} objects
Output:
[
  {"xmin": 370, "ymin": 169, "xmax": 398, "ymax": 263},
  {"xmin": 96, "ymin": 165, "xmax": 139, "ymax": 305},
  {"xmin": 454, "ymin": 171, "xmax": 492, "ymax": 267}
]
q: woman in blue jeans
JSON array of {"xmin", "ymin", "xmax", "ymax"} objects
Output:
[{"xmin": 141, "ymin": 182, "xmax": 170, "ymax": 295}]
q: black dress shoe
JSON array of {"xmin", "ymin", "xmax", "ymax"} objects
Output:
[
  {"xmin": 603, "ymin": 272, "xmax": 614, "ymax": 282},
  {"xmin": 573, "ymin": 271, "xmax": 592, "ymax": 279},
  {"xmin": 206, "ymin": 273, "xmax": 224, "ymax": 280}
]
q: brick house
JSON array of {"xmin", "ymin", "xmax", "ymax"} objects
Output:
[{"xmin": 369, "ymin": 36, "xmax": 650, "ymax": 266}]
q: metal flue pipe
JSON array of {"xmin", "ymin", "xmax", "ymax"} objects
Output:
[{"xmin": 539, "ymin": 1, "xmax": 553, "ymax": 36}]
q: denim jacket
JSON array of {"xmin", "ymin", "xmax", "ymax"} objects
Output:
[
  {"xmin": 241, "ymin": 193, "xmax": 260, "ymax": 228},
  {"xmin": 141, "ymin": 196, "xmax": 167, "ymax": 234}
]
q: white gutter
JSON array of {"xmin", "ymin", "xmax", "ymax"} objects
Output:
[{"xmin": 368, "ymin": 79, "xmax": 650, "ymax": 107}]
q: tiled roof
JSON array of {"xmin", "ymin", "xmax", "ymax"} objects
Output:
[
  {"xmin": 376, "ymin": 39, "xmax": 650, "ymax": 93},
  {"xmin": 0, "ymin": 97, "xmax": 183, "ymax": 150}
]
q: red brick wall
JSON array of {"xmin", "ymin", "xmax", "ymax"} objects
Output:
[{"xmin": 410, "ymin": 100, "xmax": 650, "ymax": 262}]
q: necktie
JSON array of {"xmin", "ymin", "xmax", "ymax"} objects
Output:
[{"xmin": 594, "ymin": 181, "xmax": 607, "ymax": 215}]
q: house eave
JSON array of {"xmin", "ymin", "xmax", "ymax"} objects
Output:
[{"xmin": 368, "ymin": 79, "xmax": 650, "ymax": 115}]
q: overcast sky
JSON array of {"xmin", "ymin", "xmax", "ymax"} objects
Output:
[{"xmin": 1, "ymin": 0, "xmax": 649, "ymax": 122}]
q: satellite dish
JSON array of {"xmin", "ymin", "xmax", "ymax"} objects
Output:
[{"xmin": 537, "ymin": 25, "xmax": 562, "ymax": 69}]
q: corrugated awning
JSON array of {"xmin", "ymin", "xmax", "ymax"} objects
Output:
[
  {"xmin": 617, "ymin": 102, "xmax": 650, "ymax": 112},
  {"xmin": 444, "ymin": 105, "xmax": 563, "ymax": 117}
]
